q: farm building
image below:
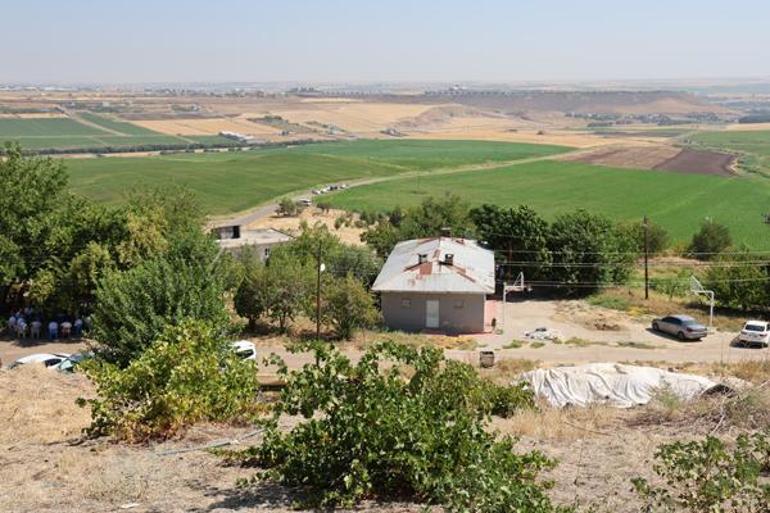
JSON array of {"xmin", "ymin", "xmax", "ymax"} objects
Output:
[
  {"xmin": 372, "ymin": 237, "xmax": 496, "ymax": 334},
  {"xmin": 211, "ymin": 225, "xmax": 293, "ymax": 260}
]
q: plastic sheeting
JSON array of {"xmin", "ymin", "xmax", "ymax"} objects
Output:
[{"xmin": 518, "ymin": 363, "xmax": 722, "ymax": 408}]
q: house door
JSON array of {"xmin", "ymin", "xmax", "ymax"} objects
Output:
[{"xmin": 425, "ymin": 300, "xmax": 440, "ymax": 328}]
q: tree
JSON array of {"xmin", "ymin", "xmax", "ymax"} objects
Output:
[
  {"xmin": 79, "ymin": 320, "xmax": 263, "ymax": 441},
  {"xmin": 361, "ymin": 194, "xmax": 475, "ymax": 257},
  {"xmin": 548, "ymin": 209, "xmax": 637, "ymax": 294},
  {"xmin": 690, "ymin": 219, "xmax": 732, "ymax": 260},
  {"xmin": 618, "ymin": 219, "xmax": 670, "ymax": 255},
  {"xmin": 471, "ymin": 204, "xmax": 551, "ymax": 281},
  {"xmin": 320, "ymin": 273, "xmax": 380, "ymax": 339},
  {"xmin": 91, "ymin": 230, "xmax": 232, "ymax": 366},
  {"xmin": 276, "ymin": 197, "xmax": 298, "ymax": 217},
  {"xmin": 705, "ymin": 251, "xmax": 769, "ymax": 311}
]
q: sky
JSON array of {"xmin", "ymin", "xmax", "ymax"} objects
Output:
[{"xmin": 3, "ymin": 0, "xmax": 770, "ymax": 85}]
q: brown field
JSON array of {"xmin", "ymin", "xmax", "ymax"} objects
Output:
[
  {"xmin": 268, "ymin": 102, "xmax": 441, "ymax": 133},
  {"xmin": 567, "ymin": 144, "xmax": 736, "ymax": 175},
  {"xmin": 724, "ymin": 122, "xmax": 770, "ymax": 131},
  {"xmin": 565, "ymin": 144, "xmax": 681, "ymax": 168},
  {"xmin": 654, "ymin": 148, "xmax": 735, "ymax": 175},
  {"xmin": 131, "ymin": 116, "xmax": 285, "ymax": 137},
  {"xmin": 0, "ymin": 112, "xmax": 66, "ymax": 119}
]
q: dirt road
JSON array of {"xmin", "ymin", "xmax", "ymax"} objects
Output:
[{"xmin": 475, "ymin": 299, "xmax": 767, "ymax": 365}]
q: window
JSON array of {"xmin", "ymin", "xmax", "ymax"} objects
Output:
[
  {"xmin": 454, "ymin": 299, "xmax": 464, "ymax": 309},
  {"xmin": 401, "ymin": 298, "xmax": 411, "ymax": 308}
]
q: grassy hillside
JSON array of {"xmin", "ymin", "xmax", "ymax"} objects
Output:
[
  {"xmin": 64, "ymin": 140, "xmax": 570, "ymax": 214},
  {"xmin": 690, "ymin": 130, "xmax": 770, "ymax": 176},
  {"xmin": 324, "ymin": 159, "xmax": 770, "ymax": 249}
]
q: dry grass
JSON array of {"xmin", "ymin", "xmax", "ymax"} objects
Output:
[
  {"xmin": 479, "ymin": 357, "xmax": 541, "ymax": 384},
  {"xmin": 245, "ymin": 207, "xmax": 366, "ymax": 246},
  {"xmin": 0, "ymin": 365, "xmax": 93, "ymax": 445},
  {"xmin": 352, "ymin": 330, "xmax": 478, "ymax": 351},
  {"xmin": 131, "ymin": 116, "xmax": 283, "ymax": 136},
  {"xmin": 492, "ymin": 402, "xmax": 620, "ymax": 440}
]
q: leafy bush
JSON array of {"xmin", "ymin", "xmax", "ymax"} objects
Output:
[
  {"xmin": 617, "ymin": 219, "xmax": 670, "ymax": 255},
  {"xmin": 319, "ymin": 273, "xmax": 380, "ymax": 339},
  {"xmin": 236, "ymin": 341, "xmax": 555, "ymax": 512},
  {"xmin": 632, "ymin": 431, "xmax": 770, "ymax": 513},
  {"xmin": 705, "ymin": 251, "xmax": 770, "ymax": 311},
  {"xmin": 689, "ymin": 219, "xmax": 732, "ymax": 260},
  {"xmin": 92, "ymin": 230, "xmax": 232, "ymax": 366},
  {"xmin": 79, "ymin": 320, "xmax": 264, "ymax": 442}
]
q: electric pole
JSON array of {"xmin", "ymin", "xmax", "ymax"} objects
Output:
[{"xmin": 644, "ymin": 216, "xmax": 650, "ymax": 299}]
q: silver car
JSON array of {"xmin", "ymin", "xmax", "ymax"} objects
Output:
[{"xmin": 652, "ymin": 315, "xmax": 707, "ymax": 341}]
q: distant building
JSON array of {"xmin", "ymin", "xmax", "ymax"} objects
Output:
[
  {"xmin": 372, "ymin": 237, "xmax": 496, "ymax": 334},
  {"xmin": 211, "ymin": 225, "xmax": 293, "ymax": 260}
]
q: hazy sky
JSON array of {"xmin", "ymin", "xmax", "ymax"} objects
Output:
[{"xmin": 3, "ymin": 0, "xmax": 770, "ymax": 84}]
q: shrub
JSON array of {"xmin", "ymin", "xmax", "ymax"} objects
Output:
[
  {"xmin": 92, "ymin": 230, "xmax": 232, "ymax": 366},
  {"xmin": 236, "ymin": 341, "xmax": 553, "ymax": 512},
  {"xmin": 689, "ymin": 219, "xmax": 732, "ymax": 260},
  {"xmin": 632, "ymin": 431, "xmax": 770, "ymax": 513},
  {"xmin": 319, "ymin": 273, "xmax": 380, "ymax": 339},
  {"xmin": 276, "ymin": 197, "xmax": 298, "ymax": 217},
  {"xmin": 78, "ymin": 320, "xmax": 264, "ymax": 442}
]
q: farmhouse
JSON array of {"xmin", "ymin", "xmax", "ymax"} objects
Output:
[
  {"xmin": 211, "ymin": 225, "xmax": 293, "ymax": 260},
  {"xmin": 372, "ymin": 237, "xmax": 496, "ymax": 334}
]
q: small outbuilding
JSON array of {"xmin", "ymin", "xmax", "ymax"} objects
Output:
[
  {"xmin": 211, "ymin": 225, "xmax": 293, "ymax": 260},
  {"xmin": 372, "ymin": 237, "xmax": 495, "ymax": 334}
]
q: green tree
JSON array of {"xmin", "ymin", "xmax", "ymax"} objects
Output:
[
  {"xmin": 361, "ymin": 194, "xmax": 474, "ymax": 257},
  {"xmin": 548, "ymin": 209, "xmax": 637, "ymax": 294},
  {"xmin": 320, "ymin": 273, "xmax": 380, "ymax": 339},
  {"xmin": 276, "ymin": 197, "xmax": 298, "ymax": 217},
  {"xmin": 471, "ymin": 204, "xmax": 552, "ymax": 281},
  {"xmin": 618, "ymin": 218, "xmax": 670, "ymax": 255},
  {"xmin": 242, "ymin": 341, "xmax": 553, "ymax": 512},
  {"xmin": 705, "ymin": 251, "xmax": 769, "ymax": 311},
  {"xmin": 79, "ymin": 320, "xmax": 264, "ymax": 442},
  {"xmin": 91, "ymin": 230, "xmax": 232, "ymax": 366},
  {"xmin": 689, "ymin": 219, "xmax": 732, "ymax": 260}
]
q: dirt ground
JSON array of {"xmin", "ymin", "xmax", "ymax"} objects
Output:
[
  {"xmin": 653, "ymin": 148, "xmax": 736, "ymax": 176},
  {"xmin": 2, "ymin": 357, "xmax": 766, "ymax": 513},
  {"xmin": 244, "ymin": 207, "xmax": 366, "ymax": 246}
]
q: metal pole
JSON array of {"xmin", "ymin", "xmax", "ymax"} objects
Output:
[
  {"xmin": 644, "ymin": 216, "xmax": 650, "ymax": 299},
  {"xmin": 502, "ymin": 282, "xmax": 507, "ymax": 334}
]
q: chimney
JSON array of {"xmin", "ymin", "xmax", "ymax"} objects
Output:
[
  {"xmin": 440, "ymin": 227, "xmax": 451, "ymax": 238},
  {"xmin": 443, "ymin": 253, "xmax": 454, "ymax": 266},
  {"xmin": 418, "ymin": 253, "xmax": 428, "ymax": 265}
]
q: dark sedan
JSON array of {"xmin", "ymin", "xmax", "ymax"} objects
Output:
[{"xmin": 651, "ymin": 315, "xmax": 708, "ymax": 341}]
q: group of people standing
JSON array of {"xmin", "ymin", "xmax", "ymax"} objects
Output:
[{"xmin": 6, "ymin": 308, "xmax": 89, "ymax": 340}]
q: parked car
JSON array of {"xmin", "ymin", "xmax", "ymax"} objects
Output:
[
  {"xmin": 737, "ymin": 320, "xmax": 770, "ymax": 348},
  {"xmin": 54, "ymin": 351, "xmax": 95, "ymax": 372},
  {"xmin": 231, "ymin": 340, "xmax": 256, "ymax": 361},
  {"xmin": 10, "ymin": 353, "xmax": 70, "ymax": 369},
  {"xmin": 297, "ymin": 198, "xmax": 312, "ymax": 207},
  {"xmin": 651, "ymin": 315, "xmax": 708, "ymax": 340}
]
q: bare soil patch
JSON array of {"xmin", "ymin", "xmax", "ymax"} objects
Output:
[
  {"xmin": 245, "ymin": 207, "xmax": 366, "ymax": 246},
  {"xmin": 653, "ymin": 148, "xmax": 736, "ymax": 176},
  {"xmin": 566, "ymin": 144, "xmax": 681, "ymax": 169}
]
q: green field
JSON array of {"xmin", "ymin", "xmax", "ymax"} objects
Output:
[
  {"xmin": 64, "ymin": 140, "xmax": 570, "ymax": 214},
  {"xmin": 324, "ymin": 159, "xmax": 770, "ymax": 249},
  {"xmin": 0, "ymin": 115, "xmax": 235, "ymax": 151},
  {"xmin": 690, "ymin": 130, "xmax": 770, "ymax": 176}
]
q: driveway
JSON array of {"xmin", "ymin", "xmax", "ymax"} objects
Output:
[{"xmin": 473, "ymin": 299, "xmax": 765, "ymax": 365}]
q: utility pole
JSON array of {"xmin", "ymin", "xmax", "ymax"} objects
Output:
[
  {"xmin": 315, "ymin": 240, "xmax": 322, "ymax": 340},
  {"xmin": 644, "ymin": 216, "xmax": 650, "ymax": 299}
]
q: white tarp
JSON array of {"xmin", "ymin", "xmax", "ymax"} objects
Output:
[{"xmin": 518, "ymin": 363, "xmax": 722, "ymax": 408}]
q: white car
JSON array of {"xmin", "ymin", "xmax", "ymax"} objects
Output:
[
  {"xmin": 737, "ymin": 320, "xmax": 770, "ymax": 348},
  {"xmin": 231, "ymin": 340, "xmax": 256, "ymax": 360},
  {"xmin": 10, "ymin": 353, "xmax": 70, "ymax": 369}
]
